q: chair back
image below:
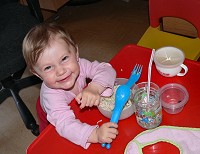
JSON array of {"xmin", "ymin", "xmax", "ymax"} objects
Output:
[
  {"xmin": 36, "ymin": 97, "xmax": 49, "ymax": 133},
  {"xmin": 149, "ymin": 0, "xmax": 200, "ymax": 37}
]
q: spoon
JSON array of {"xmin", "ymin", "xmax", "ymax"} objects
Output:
[
  {"xmin": 101, "ymin": 85, "xmax": 130, "ymax": 149},
  {"xmin": 101, "ymin": 64, "xmax": 143, "ymax": 149},
  {"xmin": 110, "ymin": 85, "xmax": 131, "ymax": 123}
]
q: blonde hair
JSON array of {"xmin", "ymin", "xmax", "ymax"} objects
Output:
[{"xmin": 22, "ymin": 22, "xmax": 77, "ymax": 71}]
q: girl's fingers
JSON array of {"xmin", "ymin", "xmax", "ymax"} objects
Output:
[
  {"xmin": 108, "ymin": 133, "xmax": 117, "ymax": 140},
  {"xmin": 103, "ymin": 132, "xmax": 117, "ymax": 143},
  {"xmin": 86, "ymin": 96, "xmax": 99, "ymax": 107},
  {"xmin": 80, "ymin": 100, "xmax": 86, "ymax": 109},
  {"xmin": 89, "ymin": 97, "xmax": 99, "ymax": 107},
  {"xmin": 77, "ymin": 92, "xmax": 100, "ymax": 108},
  {"xmin": 75, "ymin": 97, "xmax": 81, "ymax": 104},
  {"xmin": 110, "ymin": 128, "xmax": 118, "ymax": 135},
  {"xmin": 104, "ymin": 138, "xmax": 112, "ymax": 144},
  {"xmin": 75, "ymin": 93, "xmax": 82, "ymax": 104},
  {"xmin": 94, "ymin": 97, "xmax": 100, "ymax": 106},
  {"xmin": 107, "ymin": 122, "xmax": 118, "ymax": 129},
  {"xmin": 86, "ymin": 96, "xmax": 92, "ymax": 107}
]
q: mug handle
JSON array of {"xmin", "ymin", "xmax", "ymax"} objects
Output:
[{"xmin": 177, "ymin": 64, "xmax": 188, "ymax": 76}]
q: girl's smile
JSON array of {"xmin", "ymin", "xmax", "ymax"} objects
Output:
[{"xmin": 57, "ymin": 73, "xmax": 72, "ymax": 83}]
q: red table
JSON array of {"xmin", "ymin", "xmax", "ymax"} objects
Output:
[{"xmin": 27, "ymin": 44, "xmax": 200, "ymax": 154}]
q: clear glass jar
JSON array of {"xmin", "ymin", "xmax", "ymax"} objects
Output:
[{"xmin": 133, "ymin": 82, "xmax": 162, "ymax": 129}]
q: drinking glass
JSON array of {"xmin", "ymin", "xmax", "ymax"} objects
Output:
[{"xmin": 133, "ymin": 82, "xmax": 162, "ymax": 129}]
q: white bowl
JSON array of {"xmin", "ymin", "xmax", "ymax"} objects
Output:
[{"xmin": 97, "ymin": 78, "xmax": 135, "ymax": 120}]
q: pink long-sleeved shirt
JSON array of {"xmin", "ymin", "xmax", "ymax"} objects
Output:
[{"xmin": 40, "ymin": 58, "xmax": 116, "ymax": 149}]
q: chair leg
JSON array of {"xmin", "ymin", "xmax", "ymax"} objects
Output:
[
  {"xmin": 0, "ymin": 83, "xmax": 11, "ymax": 103},
  {"xmin": 1, "ymin": 75, "xmax": 41, "ymax": 136},
  {"xmin": 10, "ymin": 88, "xmax": 40, "ymax": 136}
]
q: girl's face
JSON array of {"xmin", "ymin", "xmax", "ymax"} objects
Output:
[{"xmin": 33, "ymin": 38, "xmax": 80, "ymax": 90}]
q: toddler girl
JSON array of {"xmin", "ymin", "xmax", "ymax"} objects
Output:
[{"xmin": 22, "ymin": 23, "xmax": 118, "ymax": 149}]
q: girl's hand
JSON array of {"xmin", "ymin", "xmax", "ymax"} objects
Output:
[
  {"xmin": 97, "ymin": 122, "xmax": 118, "ymax": 143},
  {"xmin": 75, "ymin": 83, "xmax": 106, "ymax": 109},
  {"xmin": 88, "ymin": 122, "xmax": 118, "ymax": 143}
]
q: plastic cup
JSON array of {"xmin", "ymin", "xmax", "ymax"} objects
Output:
[{"xmin": 160, "ymin": 83, "xmax": 189, "ymax": 114}]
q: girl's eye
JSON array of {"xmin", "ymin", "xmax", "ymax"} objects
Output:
[
  {"xmin": 44, "ymin": 66, "xmax": 51, "ymax": 71},
  {"xmin": 62, "ymin": 56, "xmax": 68, "ymax": 62}
]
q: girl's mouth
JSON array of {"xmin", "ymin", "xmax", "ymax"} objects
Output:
[{"xmin": 58, "ymin": 75, "xmax": 71, "ymax": 82}]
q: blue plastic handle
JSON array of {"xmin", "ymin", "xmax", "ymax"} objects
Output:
[{"xmin": 101, "ymin": 85, "xmax": 131, "ymax": 149}]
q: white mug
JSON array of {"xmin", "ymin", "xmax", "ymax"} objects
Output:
[{"xmin": 154, "ymin": 46, "xmax": 188, "ymax": 77}]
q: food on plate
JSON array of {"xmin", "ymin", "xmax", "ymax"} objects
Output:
[{"xmin": 99, "ymin": 85, "xmax": 132, "ymax": 111}]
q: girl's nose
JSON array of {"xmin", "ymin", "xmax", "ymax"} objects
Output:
[{"xmin": 56, "ymin": 66, "xmax": 65, "ymax": 76}]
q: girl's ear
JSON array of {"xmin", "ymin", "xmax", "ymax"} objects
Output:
[{"xmin": 30, "ymin": 69, "xmax": 43, "ymax": 80}]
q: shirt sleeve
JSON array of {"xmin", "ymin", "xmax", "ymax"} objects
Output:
[
  {"xmin": 40, "ymin": 83, "xmax": 98, "ymax": 149},
  {"xmin": 79, "ymin": 58, "xmax": 117, "ymax": 97}
]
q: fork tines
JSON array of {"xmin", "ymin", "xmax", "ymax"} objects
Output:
[{"xmin": 132, "ymin": 64, "xmax": 143, "ymax": 74}]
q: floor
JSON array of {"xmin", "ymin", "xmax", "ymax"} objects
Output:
[{"xmin": 0, "ymin": 0, "xmax": 149, "ymax": 153}]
